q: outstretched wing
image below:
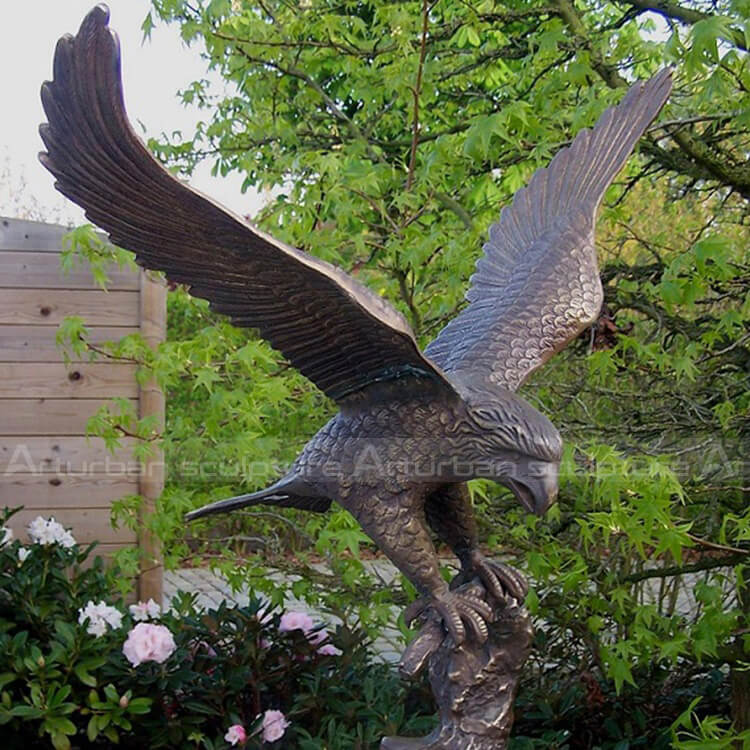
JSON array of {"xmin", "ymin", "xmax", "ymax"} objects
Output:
[
  {"xmin": 426, "ymin": 70, "xmax": 672, "ymax": 391},
  {"xmin": 39, "ymin": 5, "xmax": 455, "ymax": 404}
]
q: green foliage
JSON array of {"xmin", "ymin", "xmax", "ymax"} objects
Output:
[
  {"xmin": 61, "ymin": 224, "xmax": 137, "ymax": 290},
  {"xmin": 503, "ymin": 177, "xmax": 750, "ymax": 741},
  {"xmin": 0, "ymin": 507, "xmax": 435, "ymax": 748},
  {"xmin": 510, "ymin": 666, "xmax": 731, "ymax": 749},
  {"xmin": 53, "ymin": 0, "xmax": 750, "ymax": 742},
  {"xmin": 0, "ymin": 508, "xmax": 151, "ymax": 749},
  {"xmin": 672, "ymin": 698, "xmax": 750, "ymax": 749}
]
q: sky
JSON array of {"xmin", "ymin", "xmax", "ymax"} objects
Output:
[{"xmin": 0, "ymin": 1, "xmax": 263, "ymax": 226}]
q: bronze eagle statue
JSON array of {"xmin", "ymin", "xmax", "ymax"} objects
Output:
[{"xmin": 40, "ymin": 6, "xmax": 672, "ymax": 645}]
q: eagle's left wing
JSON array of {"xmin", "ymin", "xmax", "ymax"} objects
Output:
[{"xmin": 426, "ymin": 70, "xmax": 672, "ymax": 391}]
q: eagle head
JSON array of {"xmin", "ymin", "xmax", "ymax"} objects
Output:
[{"xmin": 462, "ymin": 379, "xmax": 562, "ymax": 516}]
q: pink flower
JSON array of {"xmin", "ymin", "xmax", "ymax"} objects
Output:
[
  {"xmin": 306, "ymin": 628, "xmax": 341, "ymax": 655},
  {"xmin": 192, "ymin": 640, "xmax": 217, "ymax": 658},
  {"xmin": 261, "ymin": 710, "xmax": 289, "ymax": 742},
  {"xmin": 317, "ymin": 643, "xmax": 342, "ymax": 656},
  {"xmin": 122, "ymin": 623, "xmax": 176, "ymax": 667},
  {"xmin": 278, "ymin": 611, "xmax": 315, "ymax": 634},
  {"xmin": 224, "ymin": 724, "xmax": 247, "ymax": 746},
  {"xmin": 129, "ymin": 598, "xmax": 161, "ymax": 622},
  {"xmin": 308, "ymin": 628, "xmax": 328, "ymax": 645}
]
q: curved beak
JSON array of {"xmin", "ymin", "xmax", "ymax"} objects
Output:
[{"xmin": 503, "ymin": 461, "xmax": 559, "ymax": 516}]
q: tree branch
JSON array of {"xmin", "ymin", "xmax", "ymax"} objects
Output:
[
  {"xmin": 553, "ymin": 0, "xmax": 629, "ymax": 89},
  {"xmin": 622, "ymin": 553, "xmax": 747, "ymax": 583},
  {"xmin": 407, "ymin": 0, "xmax": 430, "ymax": 191},
  {"xmin": 614, "ymin": 0, "xmax": 747, "ymax": 51},
  {"xmin": 670, "ymin": 129, "xmax": 750, "ymax": 201},
  {"xmin": 554, "ymin": 0, "xmax": 750, "ymax": 200}
]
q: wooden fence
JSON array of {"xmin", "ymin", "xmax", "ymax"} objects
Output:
[{"xmin": 0, "ymin": 216, "xmax": 165, "ymax": 601}]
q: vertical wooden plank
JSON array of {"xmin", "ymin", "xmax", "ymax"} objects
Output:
[
  {"xmin": 0, "ymin": 217, "xmax": 145, "ymax": 565},
  {"xmin": 137, "ymin": 270, "xmax": 166, "ymax": 604}
]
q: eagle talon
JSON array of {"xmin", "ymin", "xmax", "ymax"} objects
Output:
[
  {"xmin": 403, "ymin": 596, "xmax": 431, "ymax": 626},
  {"xmin": 405, "ymin": 589, "xmax": 494, "ymax": 646},
  {"xmin": 469, "ymin": 553, "xmax": 529, "ymax": 604}
]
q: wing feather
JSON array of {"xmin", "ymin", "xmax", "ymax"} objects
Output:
[
  {"xmin": 426, "ymin": 70, "xmax": 672, "ymax": 390},
  {"xmin": 39, "ymin": 5, "xmax": 454, "ymax": 404}
]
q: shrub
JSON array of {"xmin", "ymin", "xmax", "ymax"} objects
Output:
[{"xmin": 0, "ymin": 508, "xmax": 435, "ymax": 749}]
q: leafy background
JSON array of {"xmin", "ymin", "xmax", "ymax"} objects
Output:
[{"xmin": 52, "ymin": 0, "xmax": 750, "ymax": 745}]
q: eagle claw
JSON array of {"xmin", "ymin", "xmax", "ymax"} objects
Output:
[
  {"xmin": 468, "ymin": 553, "xmax": 529, "ymax": 604},
  {"xmin": 469, "ymin": 551, "xmax": 529, "ymax": 604},
  {"xmin": 404, "ymin": 589, "xmax": 494, "ymax": 646}
]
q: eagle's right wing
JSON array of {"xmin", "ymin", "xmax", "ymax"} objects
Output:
[
  {"xmin": 426, "ymin": 70, "xmax": 673, "ymax": 391},
  {"xmin": 39, "ymin": 5, "xmax": 456, "ymax": 404}
]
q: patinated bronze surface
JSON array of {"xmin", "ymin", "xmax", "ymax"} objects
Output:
[
  {"xmin": 40, "ymin": 6, "xmax": 672, "ymax": 742},
  {"xmin": 384, "ymin": 580, "xmax": 534, "ymax": 749}
]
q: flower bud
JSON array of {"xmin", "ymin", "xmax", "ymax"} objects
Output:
[
  {"xmin": 119, "ymin": 695, "xmax": 129, "ymax": 709},
  {"xmin": 37, "ymin": 656, "xmax": 45, "ymax": 668}
]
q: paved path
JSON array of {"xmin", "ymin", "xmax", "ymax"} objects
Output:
[
  {"xmin": 163, "ymin": 562, "xmax": 405, "ymax": 662},
  {"xmin": 164, "ymin": 559, "xmax": 705, "ymax": 664}
]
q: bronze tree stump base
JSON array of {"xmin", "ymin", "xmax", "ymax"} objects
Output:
[{"xmin": 382, "ymin": 578, "xmax": 533, "ymax": 750}]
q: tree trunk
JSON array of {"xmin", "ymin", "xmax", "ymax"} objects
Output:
[
  {"xmin": 732, "ymin": 558, "xmax": 750, "ymax": 745},
  {"xmin": 732, "ymin": 666, "xmax": 750, "ymax": 732}
]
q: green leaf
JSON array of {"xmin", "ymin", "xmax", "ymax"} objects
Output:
[
  {"xmin": 10, "ymin": 705, "xmax": 44, "ymax": 719},
  {"xmin": 126, "ymin": 697, "xmax": 152, "ymax": 715},
  {"xmin": 74, "ymin": 664, "xmax": 98, "ymax": 688},
  {"xmin": 50, "ymin": 732, "xmax": 71, "ymax": 750},
  {"xmin": 87, "ymin": 716, "xmax": 99, "ymax": 742}
]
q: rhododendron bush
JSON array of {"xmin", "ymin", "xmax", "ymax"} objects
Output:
[{"xmin": 0, "ymin": 508, "xmax": 434, "ymax": 748}]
